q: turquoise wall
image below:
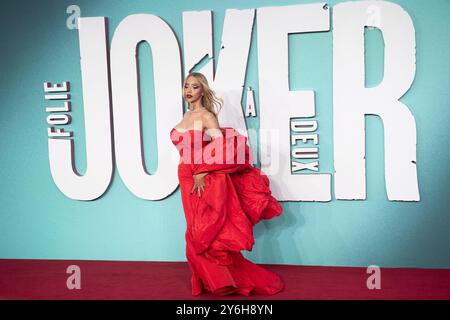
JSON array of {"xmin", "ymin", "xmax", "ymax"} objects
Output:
[{"xmin": 0, "ymin": 0, "xmax": 449, "ymax": 268}]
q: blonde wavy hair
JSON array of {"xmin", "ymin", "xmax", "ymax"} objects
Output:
[{"xmin": 183, "ymin": 72, "xmax": 223, "ymax": 118}]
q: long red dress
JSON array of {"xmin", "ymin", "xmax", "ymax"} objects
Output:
[{"xmin": 170, "ymin": 126, "xmax": 284, "ymax": 296}]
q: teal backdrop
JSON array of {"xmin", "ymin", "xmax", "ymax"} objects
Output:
[{"xmin": 0, "ymin": 0, "xmax": 449, "ymax": 268}]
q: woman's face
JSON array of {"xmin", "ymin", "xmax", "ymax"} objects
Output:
[{"xmin": 183, "ymin": 77, "xmax": 203, "ymax": 103}]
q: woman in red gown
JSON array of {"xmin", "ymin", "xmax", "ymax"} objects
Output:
[{"xmin": 170, "ymin": 72, "xmax": 284, "ymax": 296}]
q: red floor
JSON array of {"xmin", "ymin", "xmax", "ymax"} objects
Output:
[{"xmin": 0, "ymin": 259, "xmax": 449, "ymax": 300}]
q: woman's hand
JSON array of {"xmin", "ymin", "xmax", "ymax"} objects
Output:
[{"xmin": 191, "ymin": 172, "xmax": 208, "ymax": 197}]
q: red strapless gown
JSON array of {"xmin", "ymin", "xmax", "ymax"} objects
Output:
[{"xmin": 170, "ymin": 126, "xmax": 284, "ymax": 296}]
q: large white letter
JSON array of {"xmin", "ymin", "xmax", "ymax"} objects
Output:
[
  {"xmin": 333, "ymin": 1, "xmax": 420, "ymax": 201},
  {"xmin": 48, "ymin": 17, "xmax": 113, "ymax": 200},
  {"xmin": 110, "ymin": 14, "xmax": 182, "ymax": 200},
  {"xmin": 257, "ymin": 3, "xmax": 331, "ymax": 201}
]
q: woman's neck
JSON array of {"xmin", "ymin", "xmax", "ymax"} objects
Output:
[{"xmin": 188, "ymin": 103, "xmax": 205, "ymax": 112}]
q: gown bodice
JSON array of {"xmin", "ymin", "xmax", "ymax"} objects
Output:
[{"xmin": 170, "ymin": 128, "xmax": 211, "ymax": 165}]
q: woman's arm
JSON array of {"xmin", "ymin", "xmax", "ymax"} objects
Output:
[
  {"xmin": 203, "ymin": 112, "xmax": 223, "ymax": 141},
  {"xmin": 193, "ymin": 112, "xmax": 223, "ymax": 176},
  {"xmin": 191, "ymin": 112, "xmax": 221, "ymax": 196}
]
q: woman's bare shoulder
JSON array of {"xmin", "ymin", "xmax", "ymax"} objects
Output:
[
  {"xmin": 201, "ymin": 109, "xmax": 217, "ymax": 120},
  {"xmin": 202, "ymin": 110, "xmax": 218, "ymax": 124}
]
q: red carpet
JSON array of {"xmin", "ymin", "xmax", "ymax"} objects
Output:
[{"xmin": 0, "ymin": 259, "xmax": 449, "ymax": 300}]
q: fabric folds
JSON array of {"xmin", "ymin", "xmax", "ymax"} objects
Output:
[{"xmin": 171, "ymin": 126, "xmax": 284, "ymax": 296}]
